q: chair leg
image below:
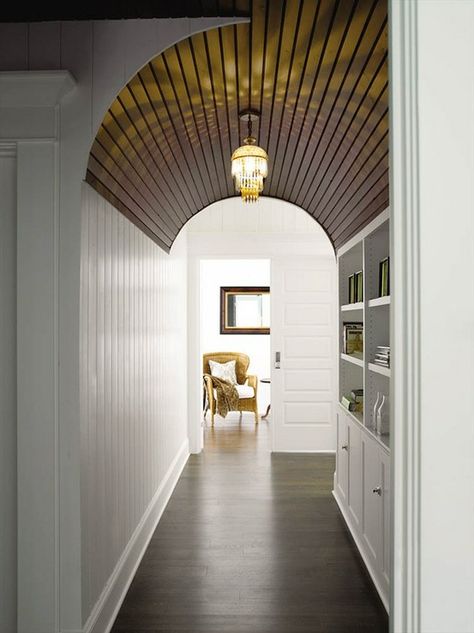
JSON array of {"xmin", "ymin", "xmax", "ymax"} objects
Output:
[
  {"xmin": 254, "ymin": 408, "xmax": 259, "ymax": 424},
  {"xmin": 211, "ymin": 408, "xmax": 215, "ymax": 426}
]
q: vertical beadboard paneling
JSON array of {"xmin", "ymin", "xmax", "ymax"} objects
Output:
[
  {"xmin": 0, "ymin": 150, "xmax": 17, "ymax": 633},
  {"xmin": 80, "ymin": 183, "xmax": 188, "ymax": 623}
]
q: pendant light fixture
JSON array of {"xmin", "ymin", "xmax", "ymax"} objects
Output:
[{"xmin": 231, "ymin": 110, "xmax": 268, "ymax": 203}]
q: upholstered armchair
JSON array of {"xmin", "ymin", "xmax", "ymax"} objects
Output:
[{"xmin": 203, "ymin": 352, "xmax": 259, "ymax": 425}]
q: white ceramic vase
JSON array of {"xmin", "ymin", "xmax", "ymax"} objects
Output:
[
  {"xmin": 372, "ymin": 391, "xmax": 381, "ymax": 430},
  {"xmin": 376, "ymin": 395, "xmax": 389, "ymax": 435}
]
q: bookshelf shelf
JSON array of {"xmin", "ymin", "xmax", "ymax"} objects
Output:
[
  {"xmin": 368, "ymin": 295, "xmax": 390, "ymax": 307},
  {"xmin": 341, "ymin": 302, "xmax": 364, "ymax": 312},
  {"xmin": 368, "ymin": 362, "xmax": 391, "ymax": 378},
  {"xmin": 340, "ymin": 353, "xmax": 364, "ymax": 368}
]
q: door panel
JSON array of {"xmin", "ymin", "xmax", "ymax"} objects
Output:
[
  {"xmin": 271, "ymin": 256, "xmax": 336, "ymax": 451},
  {"xmin": 336, "ymin": 413, "xmax": 349, "ymax": 502},
  {"xmin": 362, "ymin": 436, "xmax": 381, "ymax": 564},
  {"xmin": 380, "ymin": 450, "xmax": 391, "ymax": 585},
  {"xmin": 348, "ymin": 419, "xmax": 362, "ymax": 527}
]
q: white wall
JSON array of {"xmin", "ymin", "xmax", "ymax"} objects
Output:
[
  {"xmin": 200, "ymin": 259, "xmax": 271, "ymax": 413},
  {"xmin": 80, "ymin": 184, "xmax": 189, "ymax": 630},
  {"xmin": 0, "ymin": 146, "xmax": 17, "ymax": 633}
]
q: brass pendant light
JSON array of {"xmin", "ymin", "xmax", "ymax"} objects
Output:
[{"xmin": 231, "ymin": 111, "xmax": 268, "ymax": 203}]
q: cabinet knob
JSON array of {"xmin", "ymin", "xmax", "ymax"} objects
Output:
[
  {"xmin": 342, "ymin": 444, "xmax": 348, "ymax": 451},
  {"xmin": 372, "ymin": 486, "xmax": 382, "ymax": 496}
]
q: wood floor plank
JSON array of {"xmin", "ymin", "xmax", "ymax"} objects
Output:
[{"xmin": 112, "ymin": 415, "xmax": 388, "ymax": 633}]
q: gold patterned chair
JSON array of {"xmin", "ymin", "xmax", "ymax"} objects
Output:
[{"xmin": 203, "ymin": 352, "xmax": 259, "ymax": 425}]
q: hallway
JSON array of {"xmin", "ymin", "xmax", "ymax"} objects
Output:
[{"xmin": 112, "ymin": 417, "xmax": 388, "ymax": 632}]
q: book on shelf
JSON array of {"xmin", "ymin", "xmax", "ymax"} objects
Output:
[
  {"xmin": 373, "ymin": 345, "xmax": 390, "ymax": 368},
  {"xmin": 341, "ymin": 395, "xmax": 363, "ymax": 413},
  {"xmin": 351, "ymin": 388, "xmax": 364, "ymax": 402},
  {"xmin": 378, "ymin": 257, "xmax": 390, "ymax": 297}
]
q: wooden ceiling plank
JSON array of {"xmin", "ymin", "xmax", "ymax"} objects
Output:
[
  {"xmin": 305, "ymin": 44, "xmax": 387, "ymax": 215},
  {"xmin": 333, "ymin": 194, "xmax": 389, "ymax": 247},
  {"xmin": 104, "ymin": 98, "xmax": 191, "ymax": 227},
  {"xmin": 87, "ymin": 156, "xmax": 175, "ymax": 246},
  {"xmin": 265, "ymin": 0, "xmax": 306, "ymax": 192},
  {"xmin": 273, "ymin": 0, "xmax": 335, "ymax": 198},
  {"xmin": 281, "ymin": 0, "xmax": 352, "ymax": 201},
  {"xmin": 285, "ymin": 0, "xmax": 359, "ymax": 204},
  {"xmin": 314, "ymin": 129, "xmax": 388, "ymax": 224},
  {"xmin": 219, "ymin": 25, "xmax": 241, "ymax": 158},
  {"xmin": 86, "ymin": 172, "xmax": 172, "ymax": 252},
  {"xmin": 271, "ymin": 0, "xmax": 323, "ymax": 195},
  {"xmin": 296, "ymin": 0, "xmax": 386, "ymax": 208},
  {"xmin": 148, "ymin": 57, "xmax": 210, "ymax": 208},
  {"xmin": 170, "ymin": 37, "xmax": 223, "ymax": 201},
  {"xmin": 316, "ymin": 148, "xmax": 388, "ymax": 228},
  {"xmin": 160, "ymin": 48, "xmax": 218, "ymax": 204},
  {"xmin": 124, "ymin": 78, "xmax": 193, "ymax": 223},
  {"xmin": 325, "ymin": 163, "xmax": 389, "ymax": 235},
  {"xmin": 203, "ymin": 29, "xmax": 235, "ymax": 197},
  {"xmin": 101, "ymin": 97, "xmax": 187, "ymax": 227},
  {"xmin": 330, "ymin": 184, "xmax": 389, "ymax": 242},
  {"xmin": 314, "ymin": 95, "xmax": 388, "ymax": 223},
  {"xmin": 256, "ymin": 0, "xmax": 285, "ymax": 153},
  {"xmin": 135, "ymin": 67, "xmax": 203, "ymax": 216},
  {"xmin": 92, "ymin": 134, "xmax": 182, "ymax": 234},
  {"xmin": 189, "ymin": 32, "xmax": 233, "ymax": 199}
]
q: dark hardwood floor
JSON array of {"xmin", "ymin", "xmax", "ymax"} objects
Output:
[{"xmin": 112, "ymin": 415, "xmax": 388, "ymax": 633}]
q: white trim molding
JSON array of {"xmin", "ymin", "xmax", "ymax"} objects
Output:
[
  {"xmin": 390, "ymin": 1, "xmax": 474, "ymax": 632},
  {"xmin": 82, "ymin": 440, "xmax": 189, "ymax": 633},
  {"xmin": 390, "ymin": 2, "xmax": 421, "ymax": 630}
]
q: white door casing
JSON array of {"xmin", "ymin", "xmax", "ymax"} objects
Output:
[{"xmin": 271, "ymin": 256, "xmax": 336, "ymax": 452}]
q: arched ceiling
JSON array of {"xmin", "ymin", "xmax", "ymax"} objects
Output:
[{"xmin": 86, "ymin": 0, "xmax": 388, "ymax": 252}]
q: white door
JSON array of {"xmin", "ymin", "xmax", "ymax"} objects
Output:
[{"xmin": 271, "ymin": 256, "xmax": 336, "ymax": 452}]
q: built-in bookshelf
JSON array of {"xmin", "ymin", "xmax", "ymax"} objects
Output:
[
  {"xmin": 337, "ymin": 210, "xmax": 391, "ymax": 447},
  {"xmin": 334, "ymin": 209, "xmax": 391, "ymax": 611}
]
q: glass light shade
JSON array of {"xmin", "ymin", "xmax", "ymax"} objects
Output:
[{"xmin": 231, "ymin": 140, "xmax": 268, "ymax": 203}]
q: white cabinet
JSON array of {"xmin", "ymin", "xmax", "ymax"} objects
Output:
[
  {"xmin": 333, "ymin": 407, "xmax": 390, "ymax": 610},
  {"xmin": 335, "ymin": 412, "xmax": 349, "ymax": 502}
]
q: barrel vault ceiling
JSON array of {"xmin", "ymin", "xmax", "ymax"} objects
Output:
[{"xmin": 86, "ymin": 0, "xmax": 388, "ymax": 252}]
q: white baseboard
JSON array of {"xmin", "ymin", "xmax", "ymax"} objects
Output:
[
  {"xmin": 82, "ymin": 439, "xmax": 190, "ymax": 633},
  {"xmin": 332, "ymin": 489, "xmax": 389, "ymax": 612}
]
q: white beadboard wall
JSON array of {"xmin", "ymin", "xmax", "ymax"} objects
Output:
[
  {"xmin": 80, "ymin": 183, "xmax": 188, "ymax": 627},
  {"xmin": 0, "ymin": 148, "xmax": 17, "ymax": 633}
]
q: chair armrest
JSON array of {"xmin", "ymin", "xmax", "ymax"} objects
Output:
[{"xmin": 246, "ymin": 375, "xmax": 258, "ymax": 393}]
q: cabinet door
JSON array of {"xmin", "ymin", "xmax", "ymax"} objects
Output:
[
  {"xmin": 362, "ymin": 436, "xmax": 382, "ymax": 567},
  {"xmin": 380, "ymin": 450, "xmax": 391, "ymax": 586},
  {"xmin": 336, "ymin": 412, "xmax": 349, "ymax": 502},
  {"xmin": 347, "ymin": 418, "xmax": 362, "ymax": 528}
]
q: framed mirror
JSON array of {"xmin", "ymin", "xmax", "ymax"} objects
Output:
[{"xmin": 220, "ymin": 286, "xmax": 270, "ymax": 334}]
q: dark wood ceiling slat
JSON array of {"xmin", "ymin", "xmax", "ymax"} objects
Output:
[
  {"xmin": 86, "ymin": 0, "xmax": 389, "ymax": 251},
  {"xmin": 296, "ymin": 0, "xmax": 385, "ymax": 208},
  {"xmin": 305, "ymin": 44, "xmax": 388, "ymax": 216},
  {"xmin": 87, "ymin": 157, "xmax": 174, "ymax": 247},
  {"xmin": 86, "ymin": 172, "xmax": 171, "ymax": 252},
  {"xmin": 96, "ymin": 108, "xmax": 186, "ymax": 228},
  {"xmin": 315, "ymin": 95, "xmax": 388, "ymax": 223},
  {"xmin": 91, "ymin": 137, "xmax": 181, "ymax": 235}
]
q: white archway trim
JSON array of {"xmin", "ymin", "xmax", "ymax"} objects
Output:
[{"xmin": 390, "ymin": 1, "xmax": 421, "ymax": 629}]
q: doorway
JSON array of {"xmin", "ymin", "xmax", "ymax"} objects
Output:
[{"xmin": 187, "ymin": 196, "xmax": 337, "ymax": 455}]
